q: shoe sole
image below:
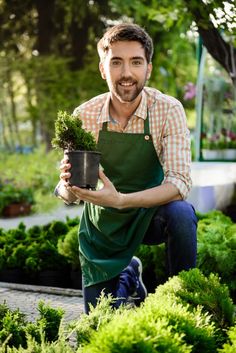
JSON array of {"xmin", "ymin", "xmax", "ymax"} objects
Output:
[{"xmin": 132, "ymin": 256, "xmax": 147, "ymax": 298}]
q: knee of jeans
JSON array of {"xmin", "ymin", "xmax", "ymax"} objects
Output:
[{"xmin": 163, "ymin": 201, "xmax": 198, "ymax": 226}]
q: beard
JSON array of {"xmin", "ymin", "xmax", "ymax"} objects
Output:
[{"xmin": 109, "ymin": 76, "xmax": 147, "ymax": 103}]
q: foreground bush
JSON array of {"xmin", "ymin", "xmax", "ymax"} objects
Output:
[
  {"xmin": 0, "ymin": 301, "xmax": 64, "ymax": 349},
  {"xmin": 74, "ymin": 269, "xmax": 235, "ymax": 353},
  {"xmin": 197, "ymin": 210, "xmax": 236, "ymax": 301},
  {"xmin": 1, "ymin": 269, "xmax": 235, "ymax": 352},
  {"xmin": 219, "ymin": 326, "xmax": 236, "ymax": 353}
]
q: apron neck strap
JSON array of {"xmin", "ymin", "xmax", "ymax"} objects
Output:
[
  {"xmin": 102, "ymin": 111, "xmax": 150, "ymax": 134},
  {"xmin": 102, "ymin": 122, "xmax": 108, "ymax": 131}
]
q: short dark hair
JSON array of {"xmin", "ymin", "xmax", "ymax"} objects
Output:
[{"xmin": 97, "ymin": 23, "xmax": 153, "ymax": 63}]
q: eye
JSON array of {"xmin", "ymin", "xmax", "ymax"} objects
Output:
[
  {"xmin": 132, "ymin": 60, "xmax": 143, "ymax": 66},
  {"xmin": 111, "ymin": 60, "xmax": 121, "ymax": 66}
]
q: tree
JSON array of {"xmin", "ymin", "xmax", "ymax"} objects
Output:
[
  {"xmin": 183, "ymin": 0, "xmax": 236, "ymax": 86},
  {"xmin": 111, "ymin": 0, "xmax": 236, "ymax": 85},
  {"xmin": 0, "ymin": 0, "xmax": 115, "ymax": 149}
]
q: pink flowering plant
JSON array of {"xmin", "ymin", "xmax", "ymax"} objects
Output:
[{"xmin": 202, "ymin": 129, "xmax": 236, "ymax": 150}]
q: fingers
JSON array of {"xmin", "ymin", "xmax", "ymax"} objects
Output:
[
  {"xmin": 99, "ymin": 169, "xmax": 111, "ymax": 186},
  {"xmin": 59, "ymin": 156, "xmax": 71, "ymax": 181}
]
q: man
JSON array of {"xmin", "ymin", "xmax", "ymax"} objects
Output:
[{"xmin": 56, "ymin": 23, "xmax": 197, "ymax": 313}]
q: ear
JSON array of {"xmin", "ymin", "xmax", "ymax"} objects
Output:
[
  {"xmin": 99, "ymin": 62, "xmax": 106, "ymax": 80},
  {"xmin": 147, "ymin": 63, "xmax": 152, "ymax": 80}
]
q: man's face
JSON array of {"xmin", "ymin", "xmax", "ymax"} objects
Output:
[{"xmin": 99, "ymin": 41, "xmax": 152, "ymax": 103}]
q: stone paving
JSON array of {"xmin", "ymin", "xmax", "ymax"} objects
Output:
[{"xmin": 0, "ymin": 282, "xmax": 84, "ymax": 324}]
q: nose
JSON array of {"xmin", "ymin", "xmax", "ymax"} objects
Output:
[{"xmin": 121, "ymin": 62, "xmax": 132, "ymax": 77}]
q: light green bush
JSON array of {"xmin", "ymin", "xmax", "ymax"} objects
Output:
[
  {"xmin": 218, "ymin": 325, "xmax": 236, "ymax": 353},
  {"xmin": 153, "ymin": 269, "xmax": 235, "ymax": 334}
]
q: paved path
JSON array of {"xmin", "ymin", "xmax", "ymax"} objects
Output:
[
  {"xmin": 0, "ymin": 204, "xmax": 84, "ymax": 230},
  {"xmin": 0, "ymin": 282, "xmax": 84, "ymax": 324}
]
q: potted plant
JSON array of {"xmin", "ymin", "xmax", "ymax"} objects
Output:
[
  {"xmin": 0, "ymin": 182, "xmax": 35, "ymax": 218},
  {"xmin": 201, "ymin": 129, "xmax": 236, "ymax": 161},
  {"xmin": 201, "ymin": 132, "xmax": 224, "ymax": 160},
  {"xmin": 51, "ymin": 110, "xmax": 101, "ymax": 189}
]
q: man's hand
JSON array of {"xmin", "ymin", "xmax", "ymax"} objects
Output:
[
  {"xmin": 59, "ymin": 156, "xmax": 71, "ymax": 186},
  {"xmin": 66, "ymin": 169, "xmax": 124, "ymax": 209}
]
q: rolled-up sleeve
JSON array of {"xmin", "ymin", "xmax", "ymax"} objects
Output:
[{"xmin": 161, "ymin": 103, "xmax": 192, "ymax": 199}]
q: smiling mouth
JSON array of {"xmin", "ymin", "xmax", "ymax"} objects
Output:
[{"xmin": 119, "ymin": 82, "xmax": 135, "ymax": 87}]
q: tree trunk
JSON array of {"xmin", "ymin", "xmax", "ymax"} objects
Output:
[
  {"xmin": 6, "ymin": 68, "xmax": 22, "ymax": 146},
  {"xmin": 35, "ymin": 0, "xmax": 55, "ymax": 54}
]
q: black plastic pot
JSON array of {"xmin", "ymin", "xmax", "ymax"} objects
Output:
[{"xmin": 65, "ymin": 150, "xmax": 101, "ymax": 189}]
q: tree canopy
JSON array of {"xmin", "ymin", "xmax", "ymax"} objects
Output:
[{"xmin": 0, "ymin": 0, "xmax": 235, "ymax": 150}]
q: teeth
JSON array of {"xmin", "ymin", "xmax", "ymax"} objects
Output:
[{"xmin": 120, "ymin": 82, "xmax": 133, "ymax": 86}]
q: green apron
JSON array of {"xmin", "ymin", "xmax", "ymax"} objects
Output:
[{"xmin": 79, "ymin": 113, "xmax": 164, "ymax": 287}]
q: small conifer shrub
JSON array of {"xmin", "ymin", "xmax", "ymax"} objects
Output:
[{"xmin": 51, "ymin": 110, "xmax": 97, "ymax": 152}]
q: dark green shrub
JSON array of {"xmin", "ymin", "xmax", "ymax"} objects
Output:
[
  {"xmin": 26, "ymin": 225, "xmax": 42, "ymax": 240},
  {"xmin": 35, "ymin": 240, "xmax": 69, "ymax": 271},
  {"xmin": 65, "ymin": 216, "xmax": 80, "ymax": 228},
  {"xmin": 51, "ymin": 110, "xmax": 97, "ymax": 152},
  {"xmin": 48, "ymin": 221, "xmax": 69, "ymax": 238},
  {"xmin": 6, "ymin": 244, "xmax": 28, "ymax": 269}
]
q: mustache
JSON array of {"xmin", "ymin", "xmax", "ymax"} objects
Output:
[{"xmin": 118, "ymin": 77, "xmax": 136, "ymax": 83}]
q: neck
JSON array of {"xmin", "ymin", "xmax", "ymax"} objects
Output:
[{"xmin": 109, "ymin": 94, "xmax": 142, "ymax": 128}]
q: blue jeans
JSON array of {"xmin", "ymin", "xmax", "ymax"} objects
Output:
[{"xmin": 83, "ymin": 200, "xmax": 198, "ymax": 313}]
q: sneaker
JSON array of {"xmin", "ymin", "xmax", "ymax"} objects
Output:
[{"xmin": 128, "ymin": 256, "xmax": 147, "ymax": 306}]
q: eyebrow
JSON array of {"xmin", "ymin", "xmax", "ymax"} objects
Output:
[{"xmin": 111, "ymin": 56, "xmax": 145, "ymax": 61}]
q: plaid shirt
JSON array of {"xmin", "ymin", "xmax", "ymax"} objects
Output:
[{"xmin": 73, "ymin": 87, "xmax": 192, "ymax": 199}]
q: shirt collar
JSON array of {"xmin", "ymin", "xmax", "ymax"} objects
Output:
[{"xmin": 97, "ymin": 90, "xmax": 149, "ymax": 123}]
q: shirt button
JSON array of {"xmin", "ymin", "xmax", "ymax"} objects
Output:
[{"xmin": 144, "ymin": 135, "xmax": 150, "ymax": 140}]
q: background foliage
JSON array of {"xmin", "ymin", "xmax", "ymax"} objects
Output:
[{"xmin": 1, "ymin": 0, "xmax": 234, "ymax": 151}]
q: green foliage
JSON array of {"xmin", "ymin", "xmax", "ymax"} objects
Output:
[
  {"xmin": 78, "ymin": 269, "xmax": 234, "ymax": 353},
  {"xmin": 81, "ymin": 292, "xmax": 215, "ymax": 353},
  {"xmin": 57, "ymin": 225, "xmax": 80, "ymax": 270},
  {"xmin": 143, "ymin": 296, "xmax": 217, "ymax": 353},
  {"xmin": 36, "ymin": 301, "xmax": 64, "ymax": 342},
  {"xmin": 0, "ymin": 336, "xmax": 75, "ymax": 353},
  {"xmin": 196, "ymin": 210, "xmax": 236, "ymax": 299},
  {"xmin": 218, "ymin": 325, "xmax": 236, "ymax": 353},
  {"xmin": 0, "ymin": 308, "xmax": 27, "ymax": 348},
  {"xmin": 52, "ymin": 110, "xmax": 97, "ymax": 152},
  {"xmin": 0, "ymin": 301, "xmax": 65, "ymax": 352},
  {"xmin": 71, "ymin": 293, "xmax": 119, "ymax": 347},
  {"xmin": 0, "ymin": 217, "xmax": 81, "ymax": 274},
  {"xmin": 82, "ymin": 312, "xmax": 192, "ymax": 353},
  {"xmin": 153, "ymin": 269, "xmax": 235, "ymax": 333}
]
